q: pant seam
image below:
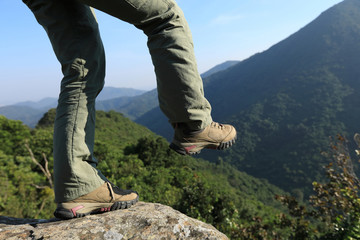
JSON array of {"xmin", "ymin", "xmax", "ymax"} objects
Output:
[{"xmin": 70, "ymin": 58, "xmax": 87, "ymax": 188}]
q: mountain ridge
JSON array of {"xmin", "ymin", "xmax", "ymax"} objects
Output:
[
  {"xmin": 201, "ymin": 60, "xmax": 241, "ymax": 78},
  {"xmin": 203, "ymin": 0, "xmax": 360, "ymax": 195},
  {"xmin": 136, "ymin": 0, "xmax": 360, "ymax": 196},
  {"xmin": 0, "ymin": 87, "xmax": 146, "ymax": 127}
]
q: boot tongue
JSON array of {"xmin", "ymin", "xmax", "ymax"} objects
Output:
[
  {"xmin": 174, "ymin": 122, "xmax": 205, "ymax": 135},
  {"xmin": 108, "ymin": 181, "xmax": 135, "ymax": 195}
]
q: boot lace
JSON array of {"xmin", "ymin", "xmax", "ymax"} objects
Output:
[{"xmin": 210, "ymin": 122, "xmax": 224, "ymax": 129}]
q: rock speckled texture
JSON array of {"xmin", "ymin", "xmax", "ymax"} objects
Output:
[{"xmin": 0, "ymin": 202, "xmax": 229, "ymax": 240}]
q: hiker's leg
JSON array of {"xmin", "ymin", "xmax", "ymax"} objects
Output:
[
  {"xmin": 80, "ymin": 0, "xmax": 212, "ymax": 130},
  {"xmin": 23, "ymin": 0, "xmax": 106, "ymax": 203}
]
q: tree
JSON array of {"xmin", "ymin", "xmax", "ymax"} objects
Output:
[{"xmin": 243, "ymin": 134, "xmax": 360, "ymax": 239}]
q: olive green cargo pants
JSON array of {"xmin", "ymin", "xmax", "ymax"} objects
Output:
[{"xmin": 23, "ymin": 0, "xmax": 212, "ymax": 203}]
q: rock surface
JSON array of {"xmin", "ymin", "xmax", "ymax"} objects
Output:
[{"xmin": 0, "ymin": 202, "xmax": 229, "ymax": 240}]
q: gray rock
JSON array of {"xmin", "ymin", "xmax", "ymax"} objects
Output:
[{"xmin": 0, "ymin": 202, "xmax": 229, "ymax": 240}]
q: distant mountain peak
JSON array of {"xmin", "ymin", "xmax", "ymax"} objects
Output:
[
  {"xmin": 96, "ymin": 87, "xmax": 146, "ymax": 101},
  {"xmin": 201, "ymin": 60, "xmax": 241, "ymax": 78}
]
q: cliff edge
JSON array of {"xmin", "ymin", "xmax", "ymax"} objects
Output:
[{"xmin": 0, "ymin": 201, "xmax": 229, "ymax": 240}]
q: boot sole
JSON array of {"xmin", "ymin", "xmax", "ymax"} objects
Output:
[
  {"xmin": 170, "ymin": 135, "xmax": 237, "ymax": 155},
  {"xmin": 54, "ymin": 195, "xmax": 139, "ymax": 220}
]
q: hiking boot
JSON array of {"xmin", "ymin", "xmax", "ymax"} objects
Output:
[
  {"xmin": 53, "ymin": 182, "xmax": 139, "ymax": 219},
  {"xmin": 170, "ymin": 122, "xmax": 237, "ymax": 155}
]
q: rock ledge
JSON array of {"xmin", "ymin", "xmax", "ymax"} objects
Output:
[{"xmin": 0, "ymin": 201, "xmax": 229, "ymax": 240}]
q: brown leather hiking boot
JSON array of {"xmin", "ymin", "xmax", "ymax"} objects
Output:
[
  {"xmin": 170, "ymin": 122, "xmax": 237, "ymax": 155},
  {"xmin": 54, "ymin": 182, "xmax": 139, "ymax": 219}
]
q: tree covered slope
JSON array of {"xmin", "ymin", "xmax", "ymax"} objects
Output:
[
  {"xmin": 0, "ymin": 111, "xmax": 286, "ymax": 238},
  {"xmin": 137, "ymin": 0, "xmax": 360, "ymax": 197}
]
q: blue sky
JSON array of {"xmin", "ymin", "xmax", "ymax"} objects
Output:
[{"xmin": 0, "ymin": 0, "xmax": 343, "ymax": 106}]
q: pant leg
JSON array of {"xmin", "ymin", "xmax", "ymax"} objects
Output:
[
  {"xmin": 80, "ymin": 0, "xmax": 213, "ymax": 130},
  {"xmin": 23, "ymin": 0, "xmax": 107, "ymax": 203}
]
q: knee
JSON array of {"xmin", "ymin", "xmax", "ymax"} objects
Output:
[
  {"xmin": 60, "ymin": 57, "xmax": 104, "ymax": 102},
  {"xmin": 136, "ymin": 0, "xmax": 188, "ymax": 36}
]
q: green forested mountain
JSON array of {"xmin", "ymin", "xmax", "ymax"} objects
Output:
[
  {"xmin": 137, "ymin": 0, "xmax": 360, "ymax": 197},
  {"xmin": 204, "ymin": 0, "xmax": 360, "ymax": 196},
  {"xmin": 0, "ymin": 112, "xmax": 288, "ymax": 238},
  {"xmin": 0, "ymin": 105, "xmax": 45, "ymax": 128}
]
